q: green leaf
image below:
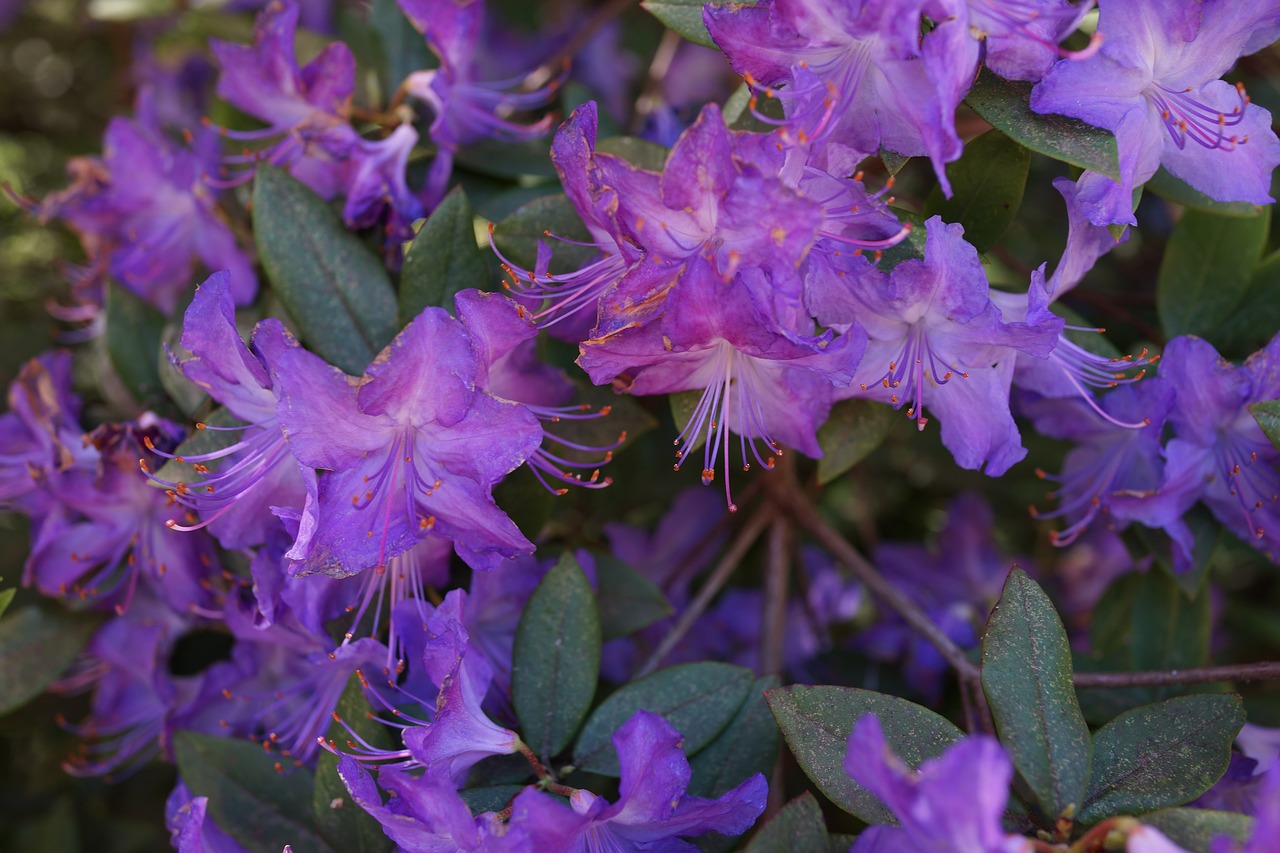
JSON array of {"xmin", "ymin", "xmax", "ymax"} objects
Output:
[
  {"xmin": 640, "ymin": 0, "xmax": 757, "ymax": 48},
  {"xmin": 964, "ymin": 70, "xmax": 1120, "ymax": 180},
  {"xmin": 922, "ymin": 130, "xmax": 1030, "ymax": 253},
  {"xmin": 745, "ymin": 792, "xmax": 828, "ymax": 853},
  {"xmin": 1131, "ymin": 568, "xmax": 1210, "ymax": 675},
  {"xmin": 491, "ymin": 194, "xmax": 595, "ymax": 273},
  {"xmin": 1157, "ymin": 207, "xmax": 1270, "ymax": 339},
  {"xmin": 0, "ymin": 606, "xmax": 99, "ymax": 715},
  {"xmin": 765, "ymin": 685, "xmax": 963, "ymax": 824},
  {"xmin": 816, "ymin": 399, "xmax": 897, "ymax": 485},
  {"xmin": 0, "ymin": 588, "xmax": 15, "ymax": 620},
  {"xmin": 981, "ymin": 567, "xmax": 1091, "ymax": 821},
  {"xmin": 175, "ymin": 730, "xmax": 336, "ymax": 853},
  {"xmin": 671, "ymin": 390, "xmax": 709, "ymax": 455},
  {"xmin": 597, "ymin": 136, "xmax": 670, "ymax": 172},
  {"xmin": 400, "ymin": 186, "xmax": 491, "ymax": 324},
  {"xmin": 513, "ymin": 552, "xmax": 601, "ymax": 761},
  {"xmin": 575, "ymin": 662, "xmax": 754, "ymax": 776},
  {"xmin": 829, "ymin": 836, "xmax": 860, "ymax": 852},
  {"xmin": 689, "ymin": 675, "xmax": 780, "ymax": 799},
  {"xmin": 153, "ymin": 407, "xmax": 246, "ymax": 486},
  {"xmin": 1251, "ymin": 400, "xmax": 1280, "ymax": 453},
  {"xmin": 1147, "ymin": 168, "xmax": 1266, "ymax": 218},
  {"xmin": 879, "ymin": 149, "xmax": 911, "ymax": 177},
  {"xmin": 1141, "ymin": 808, "xmax": 1253, "ymax": 850},
  {"xmin": 1079, "ymin": 694, "xmax": 1245, "ymax": 824},
  {"xmin": 253, "ymin": 165, "xmax": 399, "ymax": 375},
  {"xmin": 370, "ymin": 0, "xmax": 435, "ymax": 98},
  {"xmin": 314, "ymin": 677, "xmax": 393, "ymax": 853},
  {"xmin": 106, "ymin": 280, "xmax": 166, "ymax": 404},
  {"xmin": 455, "ymin": 138, "xmax": 558, "ymax": 180},
  {"xmin": 1214, "ymin": 247, "xmax": 1280, "ymax": 357},
  {"xmin": 458, "ymin": 785, "xmax": 527, "ymax": 814},
  {"xmin": 595, "ymin": 555, "xmax": 673, "ymax": 641}
]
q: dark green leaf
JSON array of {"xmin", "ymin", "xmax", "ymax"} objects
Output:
[
  {"xmin": 1141, "ymin": 808, "xmax": 1253, "ymax": 850},
  {"xmin": 153, "ymin": 407, "xmax": 246, "ymax": 486},
  {"xmin": 400, "ymin": 186, "xmax": 491, "ymax": 324},
  {"xmin": 175, "ymin": 730, "xmax": 335, "ymax": 853},
  {"xmin": 878, "ymin": 210, "xmax": 927, "ymax": 270},
  {"xmin": 1079, "ymin": 694, "xmax": 1245, "ymax": 824},
  {"xmin": 595, "ymin": 554, "xmax": 673, "ymax": 641},
  {"xmin": 545, "ymin": 379, "xmax": 658, "ymax": 467},
  {"xmin": 1147, "ymin": 168, "xmax": 1266, "ymax": 218},
  {"xmin": 492, "ymin": 466, "xmax": 556, "ymax": 544},
  {"xmin": 766, "ymin": 685, "xmax": 963, "ymax": 823},
  {"xmin": 829, "ymin": 836, "xmax": 860, "ymax": 852},
  {"xmin": 370, "ymin": 0, "xmax": 435, "ymax": 98},
  {"xmin": 1132, "ymin": 506, "xmax": 1220, "ymax": 599},
  {"xmin": 0, "ymin": 606, "xmax": 99, "ymax": 715},
  {"xmin": 1131, "ymin": 568, "xmax": 1210, "ymax": 675},
  {"xmin": 746, "ymin": 792, "xmax": 828, "ymax": 853},
  {"xmin": 640, "ymin": 0, "xmax": 757, "ymax": 48},
  {"xmin": 1157, "ymin": 207, "xmax": 1269, "ymax": 340},
  {"xmin": 513, "ymin": 552, "xmax": 601, "ymax": 761},
  {"xmin": 1214, "ymin": 248, "xmax": 1280, "ymax": 357},
  {"xmin": 597, "ymin": 136, "xmax": 670, "ymax": 172},
  {"xmin": 491, "ymin": 194, "xmax": 595, "ymax": 273},
  {"xmin": 965, "ymin": 70, "xmax": 1119, "ymax": 179},
  {"xmin": 981, "ymin": 567, "xmax": 1091, "ymax": 820},
  {"xmin": 455, "ymin": 138, "xmax": 558, "ymax": 180},
  {"xmin": 314, "ymin": 677, "xmax": 393, "ymax": 853},
  {"xmin": 0, "ymin": 588, "xmax": 14, "ymax": 620},
  {"xmin": 1251, "ymin": 400, "xmax": 1280, "ymax": 454},
  {"xmin": 253, "ymin": 165, "xmax": 399, "ymax": 374},
  {"xmin": 879, "ymin": 149, "xmax": 911, "ymax": 176},
  {"xmin": 922, "ymin": 130, "xmax": 1030, "ymax": 253},
  {"xmin": 458, "ymin": 785, "xmax": 527, "ymax": 814},
  {"xmin": 689, "ymin": 675, "xmax": 780, "ymax": 799},
  {"xmin": 575, "ymin": 662, "xmax": 754, "ymax": 776},
  {"xmin": 106, "ymin": 281, "xmax": 166, "ymax": 404},
  {"xmin": 157, "ymin": 319, "xmax": 209, "ymax": 418},
  {"xmin": 816, "ymin": 399, "xmax": 897, "ymax": 485}
]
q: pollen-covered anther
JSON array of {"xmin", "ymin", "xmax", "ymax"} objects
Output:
[{"xmin": 701, "ymin": 468, "xmax": 715, "ymax": 485}]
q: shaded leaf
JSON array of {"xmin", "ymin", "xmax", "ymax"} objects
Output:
[
  {"xmin": 745, "ymin": 792, "xmax": 828, "ymax": 853},
  {"xmin": 965, "ymin": 70, "xmax": 1119, "ymax": 180},
  {"xmin": 1157, "ymin": 208, "xmax": 1269, "ymax": 340},
  {"xmin": 455, "ymin": 138, "xmax": 558, "ymax": 180},
  {"xmin": 253, "ymin": 165, "xmax": 398, "ymax": 375},
  {"xmin": 153, "ymin": 407, "xmax": 246, "ymax": 486},
  {"xmin": 575, "ymin": 662, "xmax": 753, "ymax": 776},
  {"xmin": 400, "ymin": 186, "xmax": 491, "ymax": 324},
  {"xmin": 922, "ymin": 130, "xmax": 1030, "ymax": 253},
  {"xmin": 491, "ymin": 194, "xmax": 595, "ymax": 273},
  {"xmin": 816, "ymin": 399, "xmax": 897, "ymax": 485},
  {"xmin": 766, "ymin": 685, "xmax": 963, "ymax": 824},
  {"xmin": 595, "ymin": 554, "xmax": 673, "ymax": 641},
  {"xmin": 175, "ymin": 730, "xmax": 335, "ymax": 853},
  {"xmin": 458, "ymin": 785, "xmax": 526, "ymax": 814},
  {"xmin": 1079, "ymin": 694, "xmax": 1244, "ymax": 824},
  {"xmin": 689, "ymin": 675, "xmax": 780, "ymax": 799},
  {"xmin": 370, "ymin": 0, "xmax": 434, "ymax": 98},
  {"xmin": 1140, "ymin": 808, "xmax": 1253, "ymax": 850},
  {"xmin": 641, "ymin": 0, "xmax": 757, "ymax": 48},
  {"xmin": 106, "ymin": 281, "xmax": 166, "ymax": 405},
  {"xmin": 0, "ymin": 588, "xmax": 14, "ymax": 620},
  {"xmin": 670, "ymin": 389, "xmax": 708, "ymax": 455},
  {"xmin": 1251, "ymin": 400, "xmax": 1280, "ymax": 454},
  {"xmin": 1214, "ymin": 249, "xmax": 1280, "ymax": 358},
  {"xmin": 314, "ymin": 677, "xmax": 393, "ymax": 853},
  {"xmin": 0, "ymin": 606, "xmax": 99, "ymax": 715},
  {"xmin": 1148, "ymin": 168, "xmax": 1265, "ymax": 219},
  {"xmin": 597, "ymin": 136, "xmax": 669, "ymax": 172},
  {"xmin": 512, "ymin": 552, "xmax": 601, "ymax": 761},
  {"xmin": 981, "ymin": 568, "xmax": 1091, "ymax": 820}
]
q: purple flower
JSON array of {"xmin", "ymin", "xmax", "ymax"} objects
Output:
[
  {"xmin": 844, "ymin": 714, "xmax": 1031, "ymax": 853},
  {"xmin": 835, "ymin": 216, "xmax": 1062, "ymax": 476},
  {"xmin": 273, "ymin": 305, "xmax": 543, "ymax": 575},
  {"xmin": 1032, "ymin": 0, "xmax": 1280, "ymax": 226},
  {"xmin": 166, "ymin": 783, "xmax": 249, "ymax": 853},
  {"xmin": 704, "ymin": 0, "xmax": 971, "ymax": 192},
  {"xmin": 508, "ymin": 710, "xmax": 767, "ymax": 850},
  {"xmin": 964, "ymin": 0, "xmax": 1101, "ymax": 82}
]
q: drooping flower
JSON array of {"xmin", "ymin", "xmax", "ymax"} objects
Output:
[
  {"xmin": 507, "ymin": 710, "xmax": 767, "ymax": 850},
  {"xmin": 844, "ymin": 714, "xmax": 1032, "ymax": 852},
  {"xmin": 962, "ymin": 0, "xmax": 1101, "ymax": 82},
  {"xmin": 273, "ymin": 305, "xmax": 543, "ymax": 575},
  {"xmin": 1032, "ymin": 0, "xmax": 1280, "ymax": 226}
]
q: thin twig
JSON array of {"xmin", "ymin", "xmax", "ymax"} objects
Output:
[
  {"xmin": 525, "ymin": 0, "xmax": 641, "ymax": 88},
  {"xmin": 634, "ymin": 507, "xmax": 772, "ymax": 678},
  {"xmin": 760, "ymin": 513, "xmax": 791, "ymax": 678},
  {"xmin": 1073, "ymin": 661, "xmax": 1280, "ymax": 688}
]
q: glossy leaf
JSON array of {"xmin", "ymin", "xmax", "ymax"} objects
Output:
[
  {"xmin": 594, "ymin": 554, "xmax": 673, "ymax": 641},
  {"xmin": 766, "ymin": 685, "xmax": 963, "ymax": 824},
  {"xmin": 1252, "ymin": 400, "xmax": 1280, "ymax": 454},
  {"xmin": 0, "ymin": 606, "xmax": 98, "ymax": 715},
  {"xmin": 745, "ymin": 792, "xmax": 828, "ymax": 853},
  {"xmin": 689, "ymin": 675, "xmax": 780, "ymax": 799},
  {"xmin": 1157, "ymin": 207, "xmax": 1269, "ymax": 340},
  {"xmin": 512, "ymin": 552, "xmax": 601, "ymax": 761},
  {"xmin": 964, "ymin": 70, "xmax": 1120, "ymax": 180},
  {"xmin": 314, "ymin": 677, "xmax": 393, "ymax": 853},
  {"xmin": 1079, "ymin": 694, "xmax": 1244, "ymax": 824},
  {"xmin": 641, "ymin": 0, "xmax": 757, "ymax": 49},
  {"xmin": 922, "ymin": 130, "xmax": 1030, "ymax": 253},
  {"xmin": 400, "ymin": 186, "xmax": 491, "ymax": 324},
  {"xmin": 816, "ymin": 399, "xmax": 897, "ymax": 485},
  {"xmin": 253, "ymin": 165, "xmax": 399, "ymax": 375},
  {"xmin": 175, "ymin": 730, "xmax": 335, "ymax": 853},
  {"xmin": 575, "ymin": 662, "xmax": 753, "ymax": 776},
  {"xmin": 106, "ymin": 281, "xmax": 166, "ymax": 405},
  {"xmin": 981, "ymin": 568, "xmax": 1091, "ymax": 821}
]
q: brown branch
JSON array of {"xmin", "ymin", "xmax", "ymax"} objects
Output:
[
  {"xmin": 634, "ymin": 506, "xmax": 772, "ymax": 678},
  {"xmin": 760, "ymin": 511, "xmax": 792, "ymax": 678},
  {"xmin": 1073, "ymin": 661, "xmax": 1280, "ymax": 688}
]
